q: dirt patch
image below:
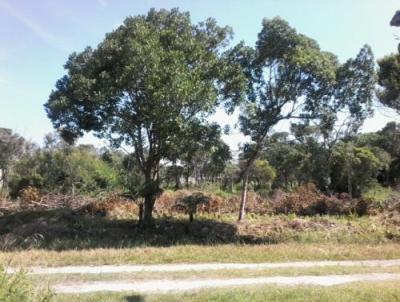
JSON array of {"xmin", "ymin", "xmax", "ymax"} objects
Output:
[
  {"xmin": 11, "ymin": 259, "xmax": 400, "ymax": 275},
  {"xmin": 52, "ymin": 273, "xmax": 400, "ymax": 293}
]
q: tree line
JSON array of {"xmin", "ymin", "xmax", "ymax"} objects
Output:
[{"xmin": 2, "ymin": 8, "xmax": 400, "ymax": 226}]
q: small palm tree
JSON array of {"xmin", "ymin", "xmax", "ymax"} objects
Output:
[{"xmin": 180, "ymin": 192, "xmax": 209, "ymax": 223}]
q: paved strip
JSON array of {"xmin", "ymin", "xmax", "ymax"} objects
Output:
[
  {"xmin": 8, "ymin": 259, "xmax": 400, "ymax": 275},
  {"xmin": 53, "ymin": 273, "xmax": 400, "ymax": 293}
]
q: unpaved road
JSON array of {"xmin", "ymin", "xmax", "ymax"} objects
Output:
[
  {"xmin": 54, "ymin": 273, "xmax": 400, "ymax": 293},
  {"xmin": 9, "ymin": 259, "xmax": 400, "ymax": 275},
  {"xmin": 8, "ymin": 260, "xmax": 400, "ymax": 294}
]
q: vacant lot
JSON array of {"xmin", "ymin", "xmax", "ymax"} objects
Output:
[{"xmin": 1, "ymin": 192, "xmax": 400, "ymax": 301}]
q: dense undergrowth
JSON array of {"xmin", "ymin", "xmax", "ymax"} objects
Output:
[{"xmin": 0, "ymin": 184, "xmax": 399, "ymax": 251}]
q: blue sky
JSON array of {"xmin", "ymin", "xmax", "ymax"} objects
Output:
[{"xmin": 0, "ymin": 0, "xmax": 399, "ymax": 151}]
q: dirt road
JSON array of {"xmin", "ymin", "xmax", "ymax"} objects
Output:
[
  {"xmin": 9, "ymin": 259, "xmax": 400, "ymax": 275},
  {"xmin": 8, "ymin": 259, "xmax": 400, "ymax": 294},
  {"xmin": 53, "ymin": 273, "xmax": 400, "ymax": 293}
]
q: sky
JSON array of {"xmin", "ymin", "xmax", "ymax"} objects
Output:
[{"xmin": 0, "ymin": 0, "xmax": 400, "ymax": 153}]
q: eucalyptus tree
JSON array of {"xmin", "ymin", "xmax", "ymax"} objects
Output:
[
  {"xmin": 377, "ymin": 54, "xmax": 400, "ymax": 113},
  {"xmin": 330, "ymin": 143, "xmax": 388, "ymax": 197},
  {"xmin": 0, "ymin": 128, "xmax": 26, "ymax": 191},
  {"xmin": 377, "ymin": 9, "xmax": 400, "ymax": 113},
  {"xmin": 229, "ymin": 18, "xmax": 375, "ymax": 221},
  {"xmin": 358, "ymin": 122, "xmax": 400, "ymax": 185},
  {"xmin": 44, "ymin": 9, "xmax": 243, "ymax": 226}
]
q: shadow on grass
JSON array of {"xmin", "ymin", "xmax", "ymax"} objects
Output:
[
  {"xmin": 125, "ymin": 295, "xmax": 145, "ymax": 302},
  {"xmin": 0, "ymin": 208, "xmax": 271, "ymax": 251}
]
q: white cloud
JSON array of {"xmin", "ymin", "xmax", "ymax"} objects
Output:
[{"xmin": 0, "ymin": 0, "xmax": 68, "ymax": 52}]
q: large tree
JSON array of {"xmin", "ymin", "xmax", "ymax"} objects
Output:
[
  {"xmin": 45, "ymin": 9, "xmax": 243, "ymax": 225},
  {"xmin": 377, "ymin": 53, "xmax": 400, "ymax": 113},
  {"xmin": 0, "ymin": 128, "xmax": 26, "ymax": 191},
  {"xmin": 377, "ymin": 9, "xmax": 400, "ymax": 113},
  {"xmin": 229, "ymin": 18, "xmax": 375, "ymax": 221},
  {"xmin": 330, "ymin": 143, "xmax": 389, "ymax": 197}
]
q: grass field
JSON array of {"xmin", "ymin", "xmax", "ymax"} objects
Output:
[
  {"xmin": 54, "ymin": 281, "xmax": 400, "ymax": 302},
  {"xmin": 2, "ymin": 243, "xmax": 400, "ymax": 267},
  {"xmin": 1, "ymin": 201, "xmax": 400, "ymax": 301},
  {"xmin": 30, "ymin": 265, "xmax": 400, "ymax": 285}
]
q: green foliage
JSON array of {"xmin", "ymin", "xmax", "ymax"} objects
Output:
[
  {"xmin": 115, "ymin": 153, "xmax": 144, "ymax": 198},
  {"xmin": 164, "ymin": 164, "xmax": 184, "ymax": 189},
  {"xmin": 237, "ymin": 17, "xmax": 339, "ymax": 142},
  {"xmin": 0, "ymin": 129, "xmax": 27, "ymax": 191},
  {"xmin": 180, "ymin": 192, "xmax": 209, "ymax": 222},
  {"xmin": 334, "ymin": 45, "xmax": 375, "ymax": 131},
  {"xmin": 221, "ymin": 163, "xmax": 241, "ymax": 193},
  {"xmin": 169, "ymin": 122, "xmax": 232, "ymax": 188},
  {"xmin": 263, "ymin": 135, "xmax": 308, "ymax": 190},
  {"xmin": 228, "ymin": 17, "xmax": 375, "ymax": 220},
  {"xmin": 377, "ymin": 53, "xmax": 400, "ymax": 112},
  {"xmin": 331, "ymin": 143, "xmax": 387, "ymax": 197},
  {"xmin": 8, "ymin": 140, "xmax": 118, "ymax": 197},
  {"xmin": 247, "ymin": 159, "xmax": 276, "ymax": 193},
  {"xmin": 0, "ymin": 265, "xmax": 53, "ymax": 302},
  {"xmin": 44, "ymin": 8, "xmax": 243, "ymax": 223},
  {"xmin": 362, "ymin": 182, "xmax": 391, "ymax": 204}
]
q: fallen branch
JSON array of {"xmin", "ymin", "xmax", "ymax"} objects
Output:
[{"xmin": 27, "ymin": 200, "xmax": 52, "ymax": 208}]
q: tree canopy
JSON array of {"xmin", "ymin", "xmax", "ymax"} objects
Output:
[
  {"xmin": 44, "ymin": 8, "xmax": 244, "ymax": 225},
  {"xmin": 228, "ymin": 18, "xmax": 375, "ymax": 221},
  {"xmin": 377, "ymin": 53, "xmax": 400, "ymax": 113}
]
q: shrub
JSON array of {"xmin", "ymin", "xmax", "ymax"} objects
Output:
[
  {"xmin": 179, "ymin": 192, "xmax": 210, "ymax": 222},
  {"xmin": 272, "ymin": 183, "xmax": 374, "ymax": 216},
  {"xmin": 0, "ymin": 265, "xmax": 53, "ymax": 302},
  {"xmin": 8, "ymin": 146, "xmax": 119, "ymax": 197},
  {"xmin": 273, "ymin": 183, "xmax": 320, "ymax": 215},
  {"xmin": 20, "ymin": 186, "xmax": 42, "ymax": 203}
]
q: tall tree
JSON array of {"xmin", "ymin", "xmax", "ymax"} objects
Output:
[
  {"xmin": 0, "ymin": 128, "xmax": 26, "ymax": 191},
  {"xmin": 229, "ymin": 18, "xmax": 375, "ymax": 221},
  {"xmin": 377, "ymin": 53, "xmax": 400, "ymax": 113},
  {"xmin": 44, "ymin": 9, "xmax": 243, "ymax": 226},
  {"xmin": 331, "ymin": 143, "xmax": 388, "ymax": 197},
  {"xmin": 358, "ymin": 122, "xmax": 400, "ymax": 185},
  {"xmin": 376, "ymin": 8, "xmax": 400, "ymax": 113}
]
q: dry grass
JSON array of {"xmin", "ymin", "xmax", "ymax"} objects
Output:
[
  {"xmin": 30, "ymin": 266, "xmax": 400, "ymax": 285},
  {"xmin": 54, "ymin": 281, "xmax": 400, "ymax": 302},
  {"xmin": 2, "ymin": 243, "xmax": 400, "ymax": 267}
]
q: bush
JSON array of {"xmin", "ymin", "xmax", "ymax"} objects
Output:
[
  {"xmin": 0, "ymin": 265, "xmax": 53, "ymax": 302},
  {"xmin": 272, "ymin": 183, "xmax": 374, "ymax": 216},
  {"xmin": 273, "ymin": 183, "xmax": 322, "ymax": 215},
  {"xmin": 179, "ymin": 192, "xmax": 210, "ymax": 222},
  {"xmin": 362, "ymin": 182, "xmax": 392, "ymax": 211},
  {"xmin": 8, "ymin": 146, "xmax": 119, "ymax": 197}
]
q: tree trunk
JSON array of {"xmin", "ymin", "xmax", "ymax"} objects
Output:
[
  {"xmin": 346, "ymin": 143, "xmax": 353, "ymax": 199},
  {"xmin": 175, "ymin": 173, "xmax": 181, "ymax": 190},
  {"xmin": 238, "ymin": 169, "xmax": 249, "ymax": 222},
  {"xmin": 347, "ymin": 170, "xmax": 353, "ymax": 199},
  {"xmin": 143, "ymin": 193, "xmax": 156, "ymax": 227},
  {"xmin": 0, "ymin": 168, "xmax": 8, "ymax": 193},
  {"xmin": 138, "ymin": 203, "xmax": 144, "ymax": 225},
  {"xmin": 185, "ymin": 174, "xmax": 189, "ymax": 188}
]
